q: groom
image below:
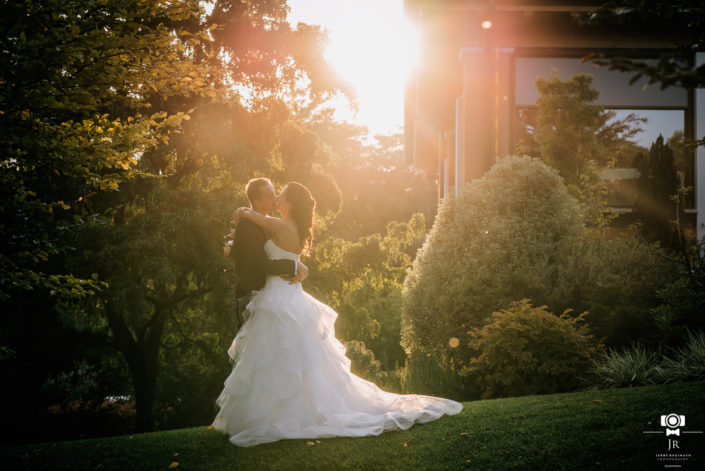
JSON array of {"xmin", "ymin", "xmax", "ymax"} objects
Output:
[{"xmin": 230, "ymin": 177, "xmax": 308, "ymax": 320}]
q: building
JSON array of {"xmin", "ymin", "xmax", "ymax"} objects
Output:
[{"xmin": 403, "ymin": 0, "xmax": 704, "ymax": 240}]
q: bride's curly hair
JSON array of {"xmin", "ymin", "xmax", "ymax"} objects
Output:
[{"xmin": 283, "ymin": 182, "xmax": 316, "ymax": 255}]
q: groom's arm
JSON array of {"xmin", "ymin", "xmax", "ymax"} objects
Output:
[{"xmin": 236, "ymin": 220, "xmax": 296, "ymax": 278}]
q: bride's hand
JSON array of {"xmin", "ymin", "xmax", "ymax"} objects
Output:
[{"xmin": 232, "ymin": 207, "xmax": 251, "ymax": 225}]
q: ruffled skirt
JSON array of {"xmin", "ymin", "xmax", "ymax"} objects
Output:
[{"xmin": 212, "ymin": 278, "xmax": 462, "ymax": 447}]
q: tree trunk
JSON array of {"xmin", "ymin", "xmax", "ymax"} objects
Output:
[
  {"xmin": 106, "ymin": 301, "xmax": 167, "ymax": 433},
  {"xmin": 128, "ymin": 343, "xmax": 160, "ymax": 433}
]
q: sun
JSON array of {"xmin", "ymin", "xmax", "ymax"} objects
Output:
[{"xmin": 297, "ymin": 0, "xmax": 419, "ymax": 135}]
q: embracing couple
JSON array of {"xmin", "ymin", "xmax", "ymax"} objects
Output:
[{"xmin": 212, "ymin": 178, "xmax": 461, "ymax": 447}]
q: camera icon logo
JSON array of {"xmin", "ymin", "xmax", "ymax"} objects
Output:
[{"xmin": 661, "ymin": 413, "xmax": 686, "ymax": 436}]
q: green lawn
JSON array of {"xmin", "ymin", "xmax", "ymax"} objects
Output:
[{"xmin": 3, "ymin": 381, "xmax": 705, "ymax": 471}]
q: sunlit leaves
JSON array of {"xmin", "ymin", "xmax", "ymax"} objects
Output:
[
  {"xmin": 582, "ymin": 1, "xmax": 705, "ymax": 91},
  {"xmin": 210, "ymin": 0, "xmax": 347, "ymax": 110},
  {"xmin": 0, "ymin": 0, "xmax": 222, "ymax": 300},
  {"xmin": 401, "ymin": 156, "xmax": 586, "ymax": 398},
  {"xmin": 463, "ymin": 300, "xmax": 602, "ymax": 399}
]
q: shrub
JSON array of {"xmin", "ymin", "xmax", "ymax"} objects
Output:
[
  {"xmin": 549, "ymin": 236, "xmax": 673, "ymax": 348},
  {"xmin": 344, "ymin": 340, "xmax": 400, "ymax": 392},
  {"xmin": 335, "ymin": 273, "xmax": 406, "ymax": 370},
  {"xmin": 397, "ymin": 348, "xmax": 466, "ymax": 400},
  {"xmin": 40, "ymin": 399, "xmax": 136, "ymax": 442},
  {"xmin": 587, "ymin": 346, "xmax": 665, "ymax": 390},
  {"xmin": 461, "ymin": 300, "xmax": 602, "ymax": 399},
  {"xmin": 401, "ymin": 156, "xmax": 583, "ymax": 394},
  {"xmin": 651, "ymin": 240, "xmax": 705, "ymax": 344},
  {"xmin": 587, "ymin": 330, "xmax": 705, "ymax": 389},
  {"xmin": 661, "ymin": 330, "xmax": 705, "ymax": 383},
  {"xmin": 308, "ymin": 214, "xmax": 426, "ymax": 372}
]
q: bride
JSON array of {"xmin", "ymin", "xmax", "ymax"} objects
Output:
[{"xmin": 212, "ymin": 181, "xmax": 462, "ymax": 447}]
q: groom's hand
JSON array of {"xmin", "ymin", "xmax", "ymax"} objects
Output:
[{"xmin": 283, "ymin": 261, "xmax": 308, "ymax": 284}]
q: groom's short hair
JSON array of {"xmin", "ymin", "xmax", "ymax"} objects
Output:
[{"xmin": 245, "ymin": 177, "xmax": 273, "ymax": 205}]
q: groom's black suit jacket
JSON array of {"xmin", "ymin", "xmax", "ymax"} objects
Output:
[{"xmin": 233, "ymin": 218, "xmax": 296, "ymax": 299}]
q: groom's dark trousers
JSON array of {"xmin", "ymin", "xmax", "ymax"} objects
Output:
[{"xmin": 232, "ymin": 218, "xmax": 296, "ymax": 323}]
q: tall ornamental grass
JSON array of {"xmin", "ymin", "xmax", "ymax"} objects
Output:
[{"xmin": 588, "ymin": 330, "xmax": 705, "ymax": 389}]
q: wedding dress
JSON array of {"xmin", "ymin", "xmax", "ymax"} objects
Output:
[{"xmin": 212, "ymin": 239, "xmax": 462, "ymax": 447}]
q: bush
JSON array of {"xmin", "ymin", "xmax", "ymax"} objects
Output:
[
  {"xmin": 401, "ymin": 156, "xmax": 583, "ymax": 394},
  {"xmin": 397, "ymin": 348, "xmax": 466, "ymax": 400},
  {"xmin": 549, "ymin": 236, "xmax": 673, "ymax": 348},
  {"xmin": 461, "ymin": 300, "xmax": 602, "ymax": 399},
  {"xmin": 650, "ymin": 240, "xmax": 705, "ymax": 345},
  {"xmin": 587, "ymin": 330, "xmax": 705, "ymax": 389},
  {"xmin": 35, "ymin": 399, "xmax": 136, "ymax": 444},
  {"xmin": 661, "ymin": 330, "xmax": 705, "ymax": 383},
  {"xmin": 344, "ymin": 340, "xmax": 400, "ymax": 392},
  {"xmin": 307, "ymin": 214, "xmax": 426, "ymax": 372},
  {"xmin": 335, "ymin": 273, "xmax": 406, "ymax": 370},
  {"xmin": 587, "ymin": 346, "xmax": 665, "ymax": 390}
]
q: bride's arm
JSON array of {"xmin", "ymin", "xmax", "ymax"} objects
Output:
[{"xmin": 236, "ymin": 207, "xmax": 285, "ymax": 234}]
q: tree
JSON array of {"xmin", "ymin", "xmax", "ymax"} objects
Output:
[
  {"xmin": 582, "ymin": 0, "xmax": 705, "ymax": 146},
  {"xmin": 634, "ymin": 136, "xmax": 681, "ymax": 247},
  {"xmin": 401, "ymin": 156, "xmax": 584, "ymax": 397},
  {"xmin": 306, "ymin": 214, "xmax": 427, "ymax": 374},
  {"xmin": 1, "ymin": 0, "xmax": 346, "ymax": 436},
  {"xmin": 533, "ymin": 74, "xmax": 603, "ymax": 182},
  {"xmin": 306, "ymin": 114, "xmax": 437, "ymax": 240},
  {"xmin": 532, "ymin": 74, "xmax": 644, "ymax": 179},
  {"xmin": 527, "ymin": 73, "xmax": 644, "ymax": 230},
  {"xmin": 0, "ymin": 0, "xmax": 223, "ymax": 436},
  {"xmin": 81, "ymin": 0, "xmax": 343, "ymax": 432},
  {"xmin": 0, "ymin": 0, "xmax": 216, "ymax": 303}
]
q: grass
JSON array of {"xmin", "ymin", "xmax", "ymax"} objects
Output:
[{"xmin": 3, "ymin": 381, "xmax": 705, "ymax": 471}]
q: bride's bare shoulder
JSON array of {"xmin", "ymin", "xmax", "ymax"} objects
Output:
[{"xmin": 274, "ymin": 220, "xmax": 303, "ymax": 254}]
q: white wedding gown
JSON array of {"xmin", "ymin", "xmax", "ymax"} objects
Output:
[{"xmin": 212, "ymin": 239, "xmax": 462, "ymax": 447}]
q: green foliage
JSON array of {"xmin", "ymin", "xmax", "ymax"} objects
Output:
[
  {"xmin": 549, "ymin": 235, "xmax": 674, "ymax": 348},
  {"xmin": 307, "ymin": 118, "xmax": 437, "ymax": 240},
  {"xmin": 308, "ymin": 214, "xmax": 427, "ymax": 372},
  {"xmin": 522, "ymin": 73, "xmax": 647, "ymax": 230},
  {"xmin": 533, "ymin": 74, "xmax": 604, "ymax": 183},
  {"xmin": 588, "ymin": 331, "xmax": 705, "ymax": 390},
  {"xmin": 0, "ymin": 0, "xmax": 216, "ymax": 301},
  {"xmin": 39, "ymin": 399, "xmax": 136, "ymax": 443},
  {"xmin": 650, "ymin": 240, "xmax": 705, "ymax": 343},
  {"xmin": 343, "ymin": 340, "xmax": 400, "ymax": 392},
  {"xmin": 634, "ymin": 136, "xmax": 682, "ymax": 247},
  {"xmin": 397, "ymin": 348, "xmax": 465, "ymax": 400},
  {"xmin": 587, "ymin": 345, "xmax": 665, "ymax": 390},
  {"xmin": 661, "ymin": 330, "xmax": 705, "ymax": 383},
  {"xmin": 400, "ymin": 155, "xmax": 676, "ymax": 398},
  {"xmin": 462, "ymin": 300, "xmax": 602, "ymax": 399},
  {"xmin": 402, "ymin": 156, "xmax": 582, "ymax": 357},
  {"xmin": 157, "ymin": 327, "xmax": 234, "ymax": 430},
  {"xmin": 572, "ymin": 159, "xmax": 619, "ymax": 230},
  {"xmin": 401, "ymin": 156, "xmax": 586, "ymax": 399},
  {"xmin": 582, "ymin": 1, "xmax": 705, "ymax": 92}
]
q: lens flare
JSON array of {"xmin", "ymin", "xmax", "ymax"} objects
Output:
[{"xmin": 319, "ymin": 0, "xmax": 419, "ymax": 133}]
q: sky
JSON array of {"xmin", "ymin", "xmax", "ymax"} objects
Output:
[
  {"xmin": 611, "ymin": 109, "xmax": 684, "ymax": 149},
  {"xmin": 204, "ymin": 1, "xmax": 681, "ymax": 148},
  {"xmin": 287, "ymin": 0, "xmax": 417, "ymax": 136}
]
